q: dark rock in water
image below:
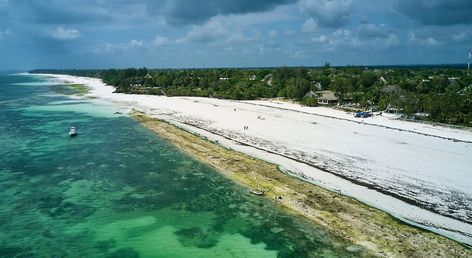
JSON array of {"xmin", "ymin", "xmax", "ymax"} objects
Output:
[
  {"xmin": 95, "ymin": 239, "xmax": 117, "ymax": 252},
  {"xmin": 175, "ymin": 227, "xmax": 218, "ymax": 248},
  {"xmin": 36, "ymin": 195, "xmax": 64, "ymax": 214},
  {"xmin": 270, "ymin": 227, "xmax": 284, "ymax": 234},
  {"xmin": 106, "ymin": 247, "xmax": 140, "ymax": 258},
  {"xmin": 48, "ymin": 202, "xmax": 97, "ymax": 220},
  {"xmin": 42, "ymin": 229, "xmax": 54, "ymax": 238},
  {"xmin": 0, "ymin": 246, "xmax": 30, "ymax": 257}
]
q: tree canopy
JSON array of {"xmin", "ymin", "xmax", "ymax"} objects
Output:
[{"xmin": 30, "ymin": 65, "xmax": 472, "ymax": 126}]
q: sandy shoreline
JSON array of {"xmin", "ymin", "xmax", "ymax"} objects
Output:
[
  {"xmin": 132, "ymin": 111, "xmax": 472, "ymax": 257},
  {"xmin": 30, "ymin": 73, "xmax": 472, "ymax": 247},
  {"xmin": 132, "ymin": 111, "xmax": 471, "ymax": 256}
]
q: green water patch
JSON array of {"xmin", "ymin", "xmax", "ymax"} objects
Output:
[
  {"xmin": 63, "ymin": 179, "xmax": 97, "ymax": 204},
  {"xmin": 22, "ymin": 102, "xmax": 125, "ymax": 118},
  {"xmin": 0, "ymin": 122, "xmax": 361, "ymax": 257},
  {"xmin": 64, "ymin": 204, "xmax": 278, "ymax": 258},
  {"xmin": 11, "ymin": 81, "xmax": 63, "ymax": 87},
  {"xmin": 0, "ymin": 74, "xmax": 364, "ymax": 257},
  {"xmin": 104, "ymin": 226, "xmax": 277, "ymax": 258},
  {"xmin": 48, "ymin": 100, "xmax": 94, "ymax": 105}
]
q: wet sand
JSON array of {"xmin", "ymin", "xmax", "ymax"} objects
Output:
[{"xmin": 133, "ymin": 111, "xmax": 471, "ymax": 257}]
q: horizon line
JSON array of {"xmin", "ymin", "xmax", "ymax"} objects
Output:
[{"xmin": 2, "ymin": 62, "xmax": 470, "ymax": 72}]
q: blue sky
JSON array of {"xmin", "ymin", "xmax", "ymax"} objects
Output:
[{"xmin": 0, "ymin": 0, "xmax": 471, "ymax": 69}]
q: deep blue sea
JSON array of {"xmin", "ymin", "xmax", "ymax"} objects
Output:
[{"xmin": 0, "ymin": 73, "xmax": 362, "ymax": 257}]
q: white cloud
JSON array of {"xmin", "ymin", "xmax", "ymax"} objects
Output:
[
  {"xmin": 93, "ymin": 39, "xmax": 146, "ymax": 53},
  {"xmin": 129, "ymin": 39, "xmax": 144, "ymax": 47},
  {"xmin": 409, "ymin": 31, "xmax": 443, "ymax": 47},
  {"xmin": 354, "ymin": 23, "xmax": 399, "ymax": 47},
  {"xmin": 309, "ymin": 26, "xmax": 398, "ymax": 50},
  {"xmin": 311, "ymin": 35, "xmax": 327, "ymax": 43},
  {"xmin": 178, "ymin": 17, "xmax": 261, "ymax": 46},
  {"xmin": 452, "ymin": 31, "xmax": 471, "ymax": 42},
  {"xmin": 153, "ymin": 35, "xmax": 169, "ymax": 46},
  {"xmin": 50, "ymin": 27, "xmax": 80, "ymax": 40},
  {"xmin": 357, "ymin": 23, "xmax": 392, "ymax": 39},
  {"xmin": 453, "ymin": 32, "xmax": 466, "ymax": 41},
  {"xmin": 300, "ymin": 0, "xmax": 353, "ymax": 28},
  {"xmin": 332, "ymin": 28, "xmax": 352, "ymax": 37},
  {"xmin": 383, "ymin": 33, "xmax": 399, "ymax": 46},
  {"xmin": 178, "ymin": 19, "xmax": 226, "ymax": 43},
  {"xmin": 301, "ymin": 18, "xmax": 317, "ymax": 33},
  {"xmin": 225, "ymin": 32, "xmax": 250, "ymax": 43},
  {"xmin": 423, "ymin": 37, "xmax": 442, "ymax": 46}
]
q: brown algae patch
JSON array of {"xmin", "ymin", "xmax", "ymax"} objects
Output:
[
  {"xmin": 132, "ymin": 111, "xmax": 472, "ymax": 257},
  {"xmin": 67, "ymin": 83, "xmax": 89, "ymax": 96},
  {"xmin": 48, "ymin": 83, "xmax": 90, "ymax": 96}
]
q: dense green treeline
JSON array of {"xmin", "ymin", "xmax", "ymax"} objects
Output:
[{"xmin": 30, "ymin": 66, "xmax": 472, "ymax": 126}]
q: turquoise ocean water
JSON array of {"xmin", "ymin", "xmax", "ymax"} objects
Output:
[{"xmin": 0, "ymin": 73, "xmax": 364, "ymax": 257}]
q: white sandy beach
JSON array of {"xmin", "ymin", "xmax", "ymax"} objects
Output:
[{"xmin": 35, "ymin": 74, "xmax": 472, "ymax": 245}]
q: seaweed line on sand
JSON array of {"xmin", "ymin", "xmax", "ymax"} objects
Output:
[{"xmin": 132, "ymin": 111, "xmax": 472, "ymax": 257}]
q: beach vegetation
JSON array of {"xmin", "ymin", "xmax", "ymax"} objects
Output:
[{"xmin": 31, "ymin": 65, "xmax": 472, "ymax": 126}]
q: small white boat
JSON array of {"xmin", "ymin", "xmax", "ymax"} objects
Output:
[
  {"xmin": 69, "ymin": 127, "xmax": 78, "ymax": 137},
  {"xmin": 250, "ymin": 172, "xmax": 265, "ymax": 196},
  {"xmin": 250, "ymin": 189, "xmax": 265, "ymax": 196}
]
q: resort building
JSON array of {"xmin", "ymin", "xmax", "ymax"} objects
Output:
[
  {"xmin": 130, "ymin": 81, "xmax": 143, "ymax": 87},
  {"xmin": 316, "ymin": 90, "xmax": 338, "ymax": 105},
  {"xmin": 262, "ymin": 74, "xmax": 273, "ymax": 86}
]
